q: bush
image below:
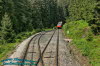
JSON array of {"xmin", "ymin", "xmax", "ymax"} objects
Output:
[
  {"xmin": 36, "ymin": 29, "xmax": 43, "ymax": 32},
  {"xmin": 63, "ymin": 20, "xmax": 89, "ymax": 39},
  {"xmin": 63, "ymin": 20, "xmax": 100, "ymax": 66},
  {"xmin": 0, "ymin": 47, "xmax": 5, "ymax": 54},
  {"xmin": 86, "ymin": 33, "xmax": 94, "ymax": 41}
]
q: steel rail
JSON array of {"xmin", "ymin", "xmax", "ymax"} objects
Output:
[{"xmin": 35, "ymin": 29, "xmax": 56, "ymax": 66}]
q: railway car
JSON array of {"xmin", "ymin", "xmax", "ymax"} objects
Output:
[{"xmin": 57, "ymin": 22, "xmax": 63, "ymax": 29}]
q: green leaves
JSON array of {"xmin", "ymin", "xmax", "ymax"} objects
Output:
[
  {"xmin": 1, "ymin": 13, "xmax": 15, "ymax": 44},
  {"xmin": 66, "ymin": 0, "xmax": 96, "ymax": 21},
  {"xmin": 1, "ymin": 13, "xmax": 12, "ymax": 29},
  {"xmin": 65, "ymin": 0, "xmax": 100, "ymax": 34},
  {"xmin": 0, "ymin": 0, "xmax": 66, "ymax": 44}
]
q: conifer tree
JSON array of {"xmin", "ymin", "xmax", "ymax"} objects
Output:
[
  {"xmin": 1, "ymin": 13, "xmax": 14, "ymax": 44},
  {"xmin": 0, "ymin": 0, "xmax": 3, "ymax": 22},
  {"xmin": 92, "ymin": 0, "xmax": 100, "ymax": 34}
]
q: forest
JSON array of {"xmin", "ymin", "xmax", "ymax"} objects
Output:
[
  {"xmin": 0, "ymin": 0, "xmax": 99, "ymax": 44},
  {"xmin": 65, "ymin": 0, "xmax": 100, "ymax": 35},
  {"xmin": 0, "ymin": 0, "xmax": 66, "ymax": 44},
  {"xmin": 0, "ymin": 0, "xmax": 100, "ymax": 65}
]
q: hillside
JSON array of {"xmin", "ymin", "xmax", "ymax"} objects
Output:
[{"xmin": 63, "ymin": 20, "xmax": 100, "ymax": 66}]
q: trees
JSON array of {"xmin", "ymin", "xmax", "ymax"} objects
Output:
[
  {"xmin": 91, "ymin": 0, "xmax": 100, "ymax": 34},
  {"xmin": 0, "ymin": 0, "xmax": 3, "ymax": 22},
  {"xmin": 30, "ymin": 0, "xmax": 64, "ymax": 28},
  {"xmin": 0, "ymin": 13, "xmax": 14, "ymax": 44},
  {"xmin": 66, "ymin": 0, "xmax": 96, "ymax": 21},
  {"xmin": 65, "ymin": 0, "xmax": 100, "ymax": 34},
  {"xmin": 0, "ymin": 0, "xmax": 66, "ymax": 44}
]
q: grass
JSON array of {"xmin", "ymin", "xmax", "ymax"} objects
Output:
[
  {"xmin": 0, "ymin": 43, "xmax": 17, "ymax": 59},
  {"xmin": 63, "ymin": 20, "xmax": 100, "ymax": 66},
  {"xmin": 43, "ymin": 28, "xmax": 53, "ymax": 31},
  {"xmin": 0, "ymin": 29, "xmax": 43, "ymax": 64},
  {"xmin": 0, "ymin": 42, "xmax": 19, "ymax": 65}
]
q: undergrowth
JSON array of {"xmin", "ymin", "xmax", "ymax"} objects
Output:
[
  {"xmin": 0, "ymin": 29, "xmax": 45, "ymax": 63},
  {"xmin": 63, "ymin": 20, "xmax": 100, "ymax": 66}
]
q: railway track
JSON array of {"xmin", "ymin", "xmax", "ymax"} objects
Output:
[
  {"xmin": 56, "ymin": 29, "xmax": 59, "ymax": 66},
  {"xmin": 20, "ymin": 29, "xmax": 60, "ymax": 66},
  {"xmin": 35, "ymin": 29, "xmax": 56, "ymax": 66},
  {"xmin": 3, "ymin": 29, "xmax": 81, "ymax": 66},
  {"xmin": 20, "ymin": 31, "xmax": 46, "ymax": 66}
]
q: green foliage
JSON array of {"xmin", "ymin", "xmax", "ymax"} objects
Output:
[
  {"xmin": 0, "ymin": 0, "xmax": 3, "ymax": 21},
  {"xmin": 63, "ymin": 20, "xmax": 100, "ymax": 66},
  {"xmin": 66, "ymin": 0, "xmax": 96, "ymax": 21},
  {"xmin": 92, "ymin": 0, "xmax": 100, "ymax": 35},
  {"xmin": 0, "ymin": 0, "xmax": 66, "ymax": 44},
  {"xmin": 63, "ymin": 20, "xmax": 90, "ymax": 39},
  {"xmin": 0, "ymin": 13, "xmax": 15, "ymax": 44},
  {"xmin": 86, "ymin": 33, "xmax": 94, "ymax": 41},
  {"xmin": 0, "ymin": 0, "xmax": 65, "ymax": 33},
  {"xmin": 0, "ymin": 43, "xmax": 16, "ymax": 62},
  {"xmin": 65, "ymin": 0, "xmax": 100, "ymax": 34},
  {"xmin": 72, "ymin": 39, "xmax": 90, "ymax": 56},
  {"xmin": 15, "ymin": 30, "xmax": 37, "ymax": 42}
]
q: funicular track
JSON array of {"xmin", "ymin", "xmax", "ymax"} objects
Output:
[{"xmin": 20, "ymin": 29, "xmax": 60, "ymax": 66}]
